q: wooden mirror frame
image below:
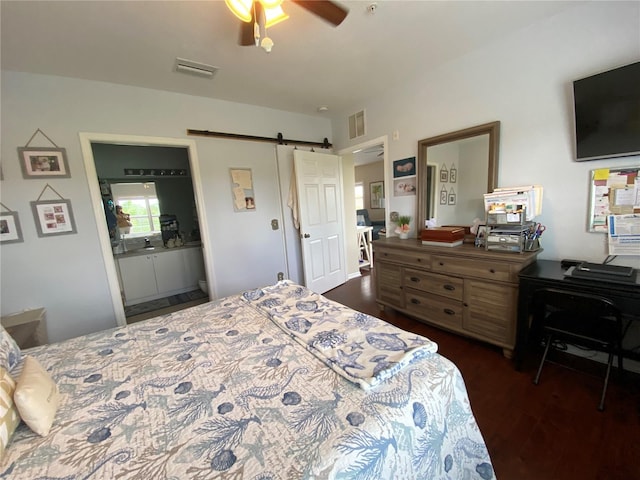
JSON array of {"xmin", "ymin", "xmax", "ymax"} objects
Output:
[{"xmin": 417, "ymin": 121, "xmax": 500, "ymax": 232}]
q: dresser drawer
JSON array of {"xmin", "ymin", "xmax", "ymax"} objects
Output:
[
  {"xmin": 404, "ymin": 288, "xmax": 463, "ymax": 329},
  {"xmin": 403, "ymin": 268, "xmax": 463, "ymax": 301},
  {"xmin": 375, "ymin": 247, "xmax": 431, "ymax": 268},
  {"xmin": 432, "ymin": 255, "xmax": 511, "ymax": 282}
]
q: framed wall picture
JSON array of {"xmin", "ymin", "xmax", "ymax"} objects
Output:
[
  {"xmin": 449, "ymin": 164, "xmax": 457, "ymax": 183},
  {"xmin": 0, "ymin": 211, "xmax": 24, "ymax": 244},
  {"xmin": 18, "ymin": 147, "xmax": 70, "ymax": 179},
  {"xmin": 448, "ymin": 188, "xmax": 457, "ymax": 205},
  {"xmin": 370, "ymin": 181, "xmax": 384, "ymax": 208},
  {"xmin": 30, "ymin": 199, "xmax": 77, "ymax": 237},
  {"xmin": 393, "ymin": 177, "xmax": 416, "ymax": 197},
  {"xmin": 440, "ymin": 185, "xmax": 448, "ymax": 205},
  {"xmin": 439, "ymin": 164, "xmax": 448, "ymax": 183},
  {"xmin": 393, "ymin": 157, "xmax": 416, "ymax": 178}
]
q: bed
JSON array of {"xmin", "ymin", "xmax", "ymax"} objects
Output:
[{"xmin": 0, "ymin": 280, "xmax": 494, "ymax": 479}]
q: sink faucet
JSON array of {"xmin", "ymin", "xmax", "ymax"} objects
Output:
[{"xmin": 144, "ymin": 238, "xmax": 151, "ymax": 247}]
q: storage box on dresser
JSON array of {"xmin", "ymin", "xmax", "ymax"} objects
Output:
[{"xmin": 374, "ymin": 237, "xmax": 540, "ymax": 357}]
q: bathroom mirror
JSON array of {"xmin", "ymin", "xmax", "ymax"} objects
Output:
[{"xmin": 417, "ymin": 121, "xmax": 500, "ymax": 231}]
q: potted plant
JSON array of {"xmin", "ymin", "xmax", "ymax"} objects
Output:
[{"xmin": 395, "ymin": 215, "xmax": 411, "ymax": 239}]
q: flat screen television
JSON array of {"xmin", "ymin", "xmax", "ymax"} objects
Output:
[{"xmin": 573, "ymin": 61, "xmax": 640, "ymax": 161}]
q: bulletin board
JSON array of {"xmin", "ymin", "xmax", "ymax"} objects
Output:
[{"xmin": 588, "ymin": 166, "xmax": 640, "ymax": 232}]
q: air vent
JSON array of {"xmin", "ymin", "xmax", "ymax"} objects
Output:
[
  {"xmin": 348, "ymin": 110, "xmax": 366, "ymax": 139},
  {"xmin": 174, "ymin": 58, "xmax": 218, "ymax": 79}
]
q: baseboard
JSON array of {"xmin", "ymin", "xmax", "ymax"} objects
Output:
[{"xmin": 348, "ymin": 271, "xmax": 362, "ymax": 280}]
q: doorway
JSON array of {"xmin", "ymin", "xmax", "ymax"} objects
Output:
[
  {"xmin": 79, "ymin": 133, "xmax": 216, "ymax": 327},
  {"xmin": 92, "ymin": 143, "xmax": 209, "ymax": 323},
  {"xmin": 339, "ymin": 136, "xmax": 389, "ymax": 276}
]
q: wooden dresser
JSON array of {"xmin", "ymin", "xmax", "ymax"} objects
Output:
[{"xmin": 373, "ymin": 237, "xmax": 539, "ymax": 357}]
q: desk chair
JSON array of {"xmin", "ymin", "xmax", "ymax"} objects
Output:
[{"xmin": 531, "ymin": 288, "xmax": 623, "ymax": 411}]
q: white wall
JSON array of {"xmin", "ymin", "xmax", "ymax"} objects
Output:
[
  {"xmin": 331, "ymin": 1, "xmax": 640, "ymax": 266},
  {"xmin": 0, "ymin": 72, "xmax": 330, "ymax": 342}
]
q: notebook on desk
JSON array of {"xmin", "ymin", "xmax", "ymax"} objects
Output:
[{"xmin": 564, "ymin": 264, "xmax": 638, "ymax": 284}]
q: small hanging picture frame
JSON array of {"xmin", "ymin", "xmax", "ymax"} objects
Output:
[
  {"xmin": 18, "ymin": 129, "xmax": 70, "ymax": 179},
  {"xmin": 448, "ymin": 187, "xmax": 457, "ymax": 205},
  {"xmin": 0, "ymin": 203, "xmax": 24, "ymax": 244},
  {"xmin": 31, "ymin": 184, "xmax": 77, "ymax": 237},
  {"xmin": 439, "ymin": 164, "xmax": 449, "ymax": 183},
  {"xmin": 449, "ymin": 164, "xmax": 457, "ymax": 183},
  {"xmin": 440, "ymin": 185, "xmax": 448, "ymax": 205}
]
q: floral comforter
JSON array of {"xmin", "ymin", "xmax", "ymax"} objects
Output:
[{"xmin": 1, "ymin": 282, "xmax": 494, "ymax": 479}]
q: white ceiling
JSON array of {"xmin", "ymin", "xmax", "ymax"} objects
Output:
[{"xmin": 1, "ymin": 1, "xmax": 578, "ymax": 117}]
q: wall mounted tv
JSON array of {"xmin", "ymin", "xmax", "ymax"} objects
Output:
[{"xmin": 573, "ymin": 61, "xmax": 640, "ymax": 161}]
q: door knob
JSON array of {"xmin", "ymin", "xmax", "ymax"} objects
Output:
[{"xmin": 303, "ymin": 233, "xmax": 311, "ymax": 238}]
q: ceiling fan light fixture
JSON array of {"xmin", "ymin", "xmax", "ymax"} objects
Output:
[
  {"xmin": 264, "ymin": 4, "xmax": 289, "ymax": 28},
  {"xmin": 225, "ymin": 0, "xmax": 253, "ymax": 22},
  {"xmin": 260, "ymin": 0, "xmax": 283, "ymax": 9}
]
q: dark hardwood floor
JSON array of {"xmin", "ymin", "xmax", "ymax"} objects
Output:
[{"xmin": 324, "ymin": 269, "xmax": 640, "ymax": 480}]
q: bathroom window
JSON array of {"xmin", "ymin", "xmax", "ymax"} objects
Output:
[{"xmin": 111, "ymin": 182, "xmax": 161, "ymax": 237}]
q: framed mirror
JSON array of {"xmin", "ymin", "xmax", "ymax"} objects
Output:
[{"xmin": 417, "ymin": 121, "xmax": 500, "ymax": 232}]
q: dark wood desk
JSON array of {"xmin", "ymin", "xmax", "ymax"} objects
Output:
[{"xmin": 515, "ymin": 260, "xmax": 640, "ymax": 367}]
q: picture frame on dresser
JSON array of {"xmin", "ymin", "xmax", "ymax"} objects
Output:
[{"xmin": 475, "ymin": 225, "xmax": 489, "ymax": 248}]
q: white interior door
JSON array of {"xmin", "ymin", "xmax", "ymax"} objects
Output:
[{"xmin": 294, "ymin": 150, "xmax": 347, "ymax": 293}]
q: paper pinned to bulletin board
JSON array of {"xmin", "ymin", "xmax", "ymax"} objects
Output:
[
  {"xmin": 607, "ymin": 214, "xmax": 640, "ymax": 255},
  {"xmin": 588, "ymin": 166, "xmax": 640, "ymax": 232},
  {"xmin": 230, "ymin": 168, "xmax": 256, "ymax": 212}
]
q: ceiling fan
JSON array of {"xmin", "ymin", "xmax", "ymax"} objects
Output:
[{"xmin": 225, "ymin": 0, "xmax": 349, "ymax": 52}]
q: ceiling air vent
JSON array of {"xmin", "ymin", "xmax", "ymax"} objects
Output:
[
  {"xmin": 348, "ymin": 110, "xmax": 366, "ymax": 140},
  {"xmin": 174, "ymin": 58, "xmax": 218, "ymax": 79}
]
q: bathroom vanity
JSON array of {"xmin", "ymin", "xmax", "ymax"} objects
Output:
[{"xmin": 115, "ymin": 243, "xmax": 204, "ymax": 306}]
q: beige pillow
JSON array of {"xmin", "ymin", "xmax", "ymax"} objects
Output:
[
  {"xmin": 14, "ymin": 356, "xmax": 60, "ymax": 436},
  {"xmin": 0, "ymin": 367, "xmax": 20, "ymax": 457}
]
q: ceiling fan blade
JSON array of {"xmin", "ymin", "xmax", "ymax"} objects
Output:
[
  {"xmin": 239, "ymin": 20, "xmax": 255, "ymax": 46},
  {"xmin": 238, "ymin": 2, "xmax": 260, "ymax": 46},
  {"xmin": 291, "ymin": 0, "xmax": 348, "ymax": 27}
]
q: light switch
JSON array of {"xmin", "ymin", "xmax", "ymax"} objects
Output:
[{"xmin": 271, "ymin": 219, "xmax": 279, "ymax": 230}]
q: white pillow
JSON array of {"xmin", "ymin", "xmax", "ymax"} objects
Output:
[
  {"xmin": 0, "ymin": 367, "xmax": 20, "ymax": 457},
  {"xmin": 14, "ymin": 356, "xmax": 60, "ymax": 436}
]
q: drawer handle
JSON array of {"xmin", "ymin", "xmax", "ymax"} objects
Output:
[
  {"xmin": 489, "ymin": 268, "xmax": 495, "ymax": 273},
  {"xmin": 417, "ymin": 258, "xmax": 422, "ymax": 262},
  {"xmin": 439, "ymin": 262, "xmax": 444, "ymax": 266},
  {"xmin": 410, "ymin": 276, "xmax": 420, "ymax": 283},
  {"xmin": 443, "ymin": 284, "xmax": 455, "ymax": 291},
  {"xmin": 443, "ymin": 308, "xmax": 455, "ymax": 316},
  {"xmin": 410, "ymin": 298, "xmax": 421, "ymax": 305}
]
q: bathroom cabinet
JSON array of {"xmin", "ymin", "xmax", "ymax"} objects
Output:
[{"xmin": 116, "ymin": 246, "xmax": 204, "ymax": 306}]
